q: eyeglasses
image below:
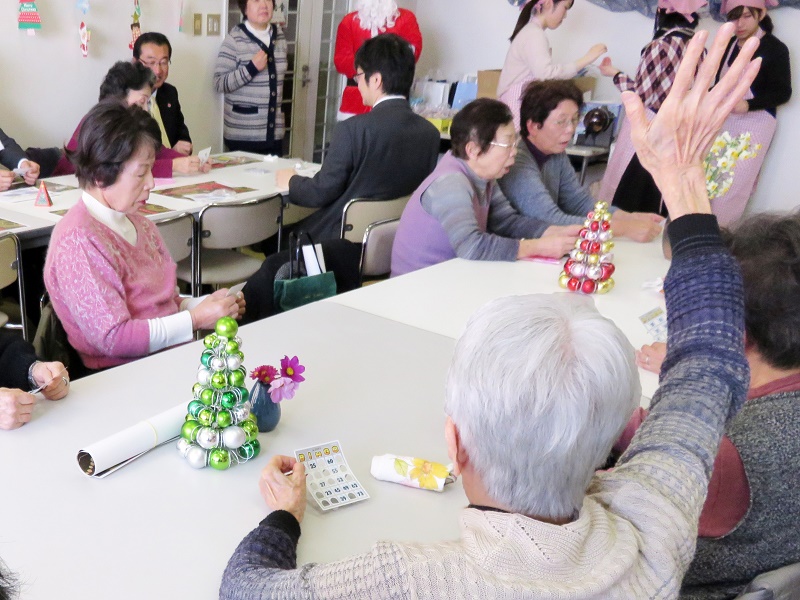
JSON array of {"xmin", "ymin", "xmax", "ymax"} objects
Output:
[
  {"xmin": 139, "ymin": 58, "xmax": 170, "ymax": 70},
  {"xmin": 353, "ymin": 71, "xmax": 366, "ymax": 82},
  {"xmin": 490, "ymin": 134, "xmax": 520, "ymax": 153},
  {"xmin": 551, "ymin": 115, "xmax": 581, "ymax": 130}
]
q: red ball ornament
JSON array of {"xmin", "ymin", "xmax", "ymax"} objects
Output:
[
  {"xmin": 564, "ymin": 259, "xmax": 575, "ymax": 272},
  {"xmin": 601, "ymin": 220, "xmax": 611, "ymax": 231},
  {"xmin": 579, "ymin": 228, "xmax": 589, "ymax": 238},
  {"xmin": 590, "ymin": 221, "xmax": 600, "ymax": 232},
  {"xmin": 589, "ymin": 241, "xmax": 601, "ymax": 254},
  {"xmin": 580, "ymin": 239, "xmax": 590, "ymax": 252},
  {"xmin": 600, "ymin": 263, "xmax": 616, "ymax": 280},
  {"xmin": 567, "ymin": 277, "xmax": 581, "ymax": 292},
  {"xmin": 581, "ymin": 279, "xmax": 597, "ymax": 294},
  {"xmin": 587, "ymin": 211, "xmax": 595, "ymax": 220}
]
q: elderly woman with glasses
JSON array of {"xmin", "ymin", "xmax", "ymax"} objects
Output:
[
  {"xmin": 498, "ymin": 79, "xmax": 662, "ymax": 242},
  {"xmin": 390, "ymin": 98, "xmax": 579, "ymax": 277}
]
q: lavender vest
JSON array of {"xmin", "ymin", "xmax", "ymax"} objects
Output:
[{"xmin": 391, "ymin": 152, "xmax": 490, "ymax": 277}]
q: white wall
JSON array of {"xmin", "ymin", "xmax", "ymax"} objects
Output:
[
  {"xmin": 0, "ymin": 0, "xmax": 226, "ymax": 153},
  {"xmin": 414, "ymin": 0, "xmax": 800, "ymax": 216}
]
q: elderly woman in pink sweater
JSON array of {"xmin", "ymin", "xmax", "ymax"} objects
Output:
[{"xmin": 44, "ymin": 102, "xmax": 244, "ymax": 371}]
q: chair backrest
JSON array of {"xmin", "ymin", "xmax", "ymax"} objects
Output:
[
  {"xmin": 340, "ymin": 195, "xmax": 411, "ymax": 243},
  {"xmin": 360, "ymin": 218, "xmax": 400, "ymax": 279},
  {"xmin": 0, "ymin": 232, "xmax": 28, "ymax": 340},
  {"xmin": 154, "ymin": 212, "xmax": 194, "ymax": 263},
  {"xmin": 198, "ymin": 194, "xmax": 282, "ymax": 249}
]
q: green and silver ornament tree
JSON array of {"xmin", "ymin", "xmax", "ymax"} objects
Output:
[{"xmin": 177, "ymin": 317, "xmax": 261, "ymax": 470}]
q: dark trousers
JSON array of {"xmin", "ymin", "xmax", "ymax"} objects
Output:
[{"xmin": 612, "ymin": 154, "xmax": 667, "ymax": 217}]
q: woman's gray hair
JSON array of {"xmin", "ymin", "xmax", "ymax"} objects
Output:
[{"xmin": 444, "ymin": 294, "xmax": 641, "ymax": 519}]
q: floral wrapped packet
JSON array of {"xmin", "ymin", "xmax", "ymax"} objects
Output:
[{"xmin": 370, "ymin": 454, "xmax": 457, "ymax": 492}]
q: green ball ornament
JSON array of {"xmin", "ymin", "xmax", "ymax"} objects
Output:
[
  {"xmin": 198, "ymin": 408, "xmax": 217, "ymax": 427},
  {"xmin": 200, "ymin": 349, "xmax": 214, "ymax": 367},
  {"xmin": 200, "ymin": 388, "xmax": 215, "ymax": 406},
  {"xmin": 203, "ymin": 334, "xmax": 218, "ymax": 349},
  {"xmin": 210, "ymin": 371, "xmax": 227, "ymax": 389},
  {"xmin": 238, "ymin": 439, "xmax": 261, "ymax": 460},
  {"xmin": 181, "ymin": 419, "xmax": 201, "ymax": 441},
  {"xmin": 225, "ymin": 340, "xmax": 240, "ymax": 354},
  {"xmin": 209, "ymin": 448, "xmax": 231, "ymax": 471},
  {"xmin": 215, "ymin": 317, "xmax": 238, "ymax": 339},
  {"xmin": 228, "ymin": 370, "xmax": 245, "ymax": 388},
  {"xmin": 217, "ymin": 409, "xmax": 233, "ymax": 428},
  {"xmin": 237, "ymin": 387, "xmax": 250, "ymax": 404},
  {"xmin": 241, "ymin": 420, "xmax": 259, "ymax": 442},
  {"xmin": 192, "ymin": 383, "xmax": 203, "ymax": 398},
  {"xmin": 246, "ymin": 412, "xmax": 258, "ymax": 424},
  {"xmin": 220, "ymin": 391, "xmax": 237, "ymax": 409},
  {"xmin": 187, "ymin": 400, "xmax": 204, "ymax": 418}
]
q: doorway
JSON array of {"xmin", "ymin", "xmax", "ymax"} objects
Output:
[{"xmin": 225, "ymin": 0, "xmax": 350, "ymax": 161}]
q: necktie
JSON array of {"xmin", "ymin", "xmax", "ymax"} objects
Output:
[{"xmin": 149, "ymin": 99, "xmax": 171, "ymax": 149}]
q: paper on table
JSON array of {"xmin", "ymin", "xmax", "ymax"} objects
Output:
[
  {"xmin": 198, "ymin": 147, "xmax": 211, "ymax": 165},
  {"xmin": 77, "ymin": 402, "xmax": 186, "ymax": 478}
]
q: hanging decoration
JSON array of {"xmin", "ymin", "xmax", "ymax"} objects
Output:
[
  {"xmin": 585, "ymin": 0, "xmax": 798, "ymax": 21},
  {"xmin": 19, "ymin": 1, "xmax": 42, "ymax": 36},
  {"xmin": 79, "ymin": 21, "xmax": 90, "ymax": 58},
  {"xmin": 272, "ymin": 1, "xmax": 288, "ymax": 26},
  {"xmin": 178, "ymin": 0, "xmax": 185, "ymax": 32},
  {"xmin": 129, "ymin": 0, "xmax": 142, "ymax": 50},
  {"xmin": 76, "ymin": 0, "xmax": 89, "ymax": 14}
]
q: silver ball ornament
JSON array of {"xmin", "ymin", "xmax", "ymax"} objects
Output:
[
  {"xmin": 599, "ymin": 231, "xmax": 612, "ymax": 242},
  {"xmin": 186, "ymin": 446, "xmax": 208, "ymax": 469},
  {"xmin": 232, "ymin": 403, "xmax": 251, "ymax": 423},
  {"xmin": 197, "ymin": 427, "xmax": 220, "ymax": 450},
  {"xmin": 222, "ymin": 426, "xmax": 247, "ymax": 449},
  {"xmin": 587, "ymin": 264, "xmax": 603, "ymax": 280},
  {"xmin": 226, "ymin": 355, "xmax": 242, "ymax": 371},
  {"xmin": 197, "ymin": 368, "xmax": 211, "ymax": 386},
  {"xmin": 210, "ymin": 357, "xmax": 226, "ymax": 371},
  {"xmin": 570, "ymin": 263, "xmax": 586, "ymax": 278},
  {"xmin": 176, "ymin": 438, "xmax": 192, "ymax": 457}
]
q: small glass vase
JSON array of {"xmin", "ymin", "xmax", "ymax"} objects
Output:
[{"xmin": 250, "ymin": 381, "xmax": 281, "ymax": 433}]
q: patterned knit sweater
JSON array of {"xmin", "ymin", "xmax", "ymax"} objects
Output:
[
  {"xmin": 44, "ymin": 200, "xmax": 181, "ymax": 369},
  {"xmin": 214, "ymin": 23, "xmax": 288, "ymax": 144},
  {"xmin": 220, "ymin": 214, "xmax": 749, "ymax": 599}
]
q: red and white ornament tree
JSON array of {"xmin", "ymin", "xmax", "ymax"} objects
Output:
[{"xmin": 558, "ymin": 201, "xmax": 616, "ymax": 294}]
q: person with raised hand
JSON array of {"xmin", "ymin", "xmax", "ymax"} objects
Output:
[{"xmin": 219, "ymin": 24, "xmax": 762, "ymax": 599}]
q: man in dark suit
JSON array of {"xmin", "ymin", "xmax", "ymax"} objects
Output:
[
  {"xmin": 276, "ymin": 33, "xmax": 440, "ymax": 242},
  {"xmin": 0, "ymin": 128, "xmax": 40, "ymax": 191},
  {"xmin": 133, "ymin": 32, "xmax": 193, "ymax": 156}
]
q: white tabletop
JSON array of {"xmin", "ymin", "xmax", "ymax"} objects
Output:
[
  {"xmin": 0, "ymin": 152, "xmax": 317, "ymax": 245},
  {"xmin": 328, "ymin": 238, "xmax": 670, "ymax": 399},
  {"xmin": 0, "ymin": 302, "xmax": 465, "ymax": 599}
]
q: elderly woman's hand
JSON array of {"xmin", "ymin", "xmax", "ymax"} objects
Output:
[
  {"xmin": 173, "ymin": 156, "xmax": 205, "ymax": 175},
  {"xmin": 259, "ymin": 455, "xmax": 307, "ymax": 523},
  {"xmin": 0, "ymin": 171, "xmax": 15, "ymax": 192},
  {"xmin": 621, "ymin": 23, "xmax": 761, "ymax": 219},
  {"xmin": 612, "ymin": 212, "xmax": 663, "ymax": 243},
  {"xmin": 518, "ymin": 224, "xmax": 582, "ymax": 259},
  {"xmin": 31, "ymin": 361, "xmax": 70, "ymax": 400},
  {"xmin": 189, "ymin": 289, "xmax": 244, "ymax": 331},
  {"xmin": 636, "ymin": 342, "xmax": 666, "ymax": 374},
  {"xmin": 0, "ymin": 388, "xmax": 36, "ymax": 430}
]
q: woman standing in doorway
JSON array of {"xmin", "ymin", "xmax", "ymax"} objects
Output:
[
  {"xmin": 497, "ymin": 0, "xmax": 606, "ymax": 130},
  {"xmin": 710, "ymin": 0, "xmax": 791, "ymax": 226},
  {"xmin": 214, "ymin": 0, "xmax": 288, "ymax": 156}
]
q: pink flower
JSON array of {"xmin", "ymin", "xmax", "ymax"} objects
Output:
[
  {"xmin": 250, "ymin": 365, "xmax": 279, "ymax": 384},
  {"xmin": 269, "ymin": 377, "xmax": 298, "ymax": 402},
  {"xmin": 280, "ymin": 355, "xmax": 305, "ymax": 383}
]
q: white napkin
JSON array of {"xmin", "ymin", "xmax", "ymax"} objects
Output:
[{"xmin": 370, "ymin": 454, "xmax": 455, "ymax": 492}]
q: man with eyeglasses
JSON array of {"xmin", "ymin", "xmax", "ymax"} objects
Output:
[
  {"xmin": 274, "ymin": 33, "xmax": 439, "ymax": 242},
  {"xmin": 499, "ymin": 79, "xmax": 663, "ymax": 242},
  {"xmin": 133, "ymin": 32, "xmax": 193, "ymax": 156}
]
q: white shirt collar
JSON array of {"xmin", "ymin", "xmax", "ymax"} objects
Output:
[
  {"xmin": 245, "ymin": 21, "xmax": 272, "ymax": 46},
  {"xmin": 81, "ymin": 191, "xmax": 138, "ymax": 246},
  {"xmin": 373, "ymin": 95, "xmax": 406, "ymax": 107}
]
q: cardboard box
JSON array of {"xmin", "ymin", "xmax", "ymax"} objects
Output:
[
  {"xmin": 426, "ymin": 117, "xmax": 453, "ymax": 135},
  {"xmin": 477, "ymin": 69, "xmax": 502, "ymax": 100},
  {"xmin": 573, "ymin": 76, "xmax": 597, "ymax": 101}
]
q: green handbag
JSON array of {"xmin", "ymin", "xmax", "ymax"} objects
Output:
[{"xmin": 273, "ymin": 233, "xmax": 337, "ymax": 312}]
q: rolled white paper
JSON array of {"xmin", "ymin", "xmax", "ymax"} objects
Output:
[
  {"xmin": 77, "ymin": 402, "xmax": 187, "ymax": 478},
  {"xmin": 370, "ymin": 454, "xmax": 455, "ymax": 492}
]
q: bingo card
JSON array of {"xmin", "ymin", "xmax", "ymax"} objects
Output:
[
  {"xmin": 639, "ymin": 307, "xmax": 668, "ymax": 343},
  {"xmin": 295, "ymin": 440, "xmax": 369, "ymax": 511}
]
